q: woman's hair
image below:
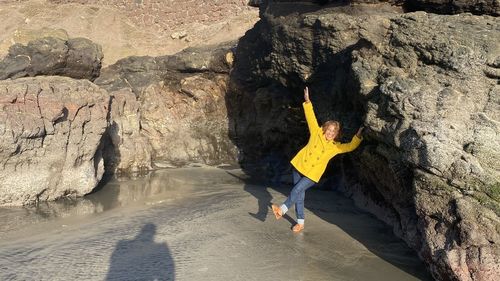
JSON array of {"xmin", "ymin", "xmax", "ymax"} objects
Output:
[{"xmin": 322, "ymin": 120, "xmax": 341, "ymax": 141}]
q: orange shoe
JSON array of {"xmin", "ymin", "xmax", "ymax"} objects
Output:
[
  {"xmin": 271, "ymin": 204, "xmax": 282, "ymax": 220},
  {"xmin": 292, "ymin": 223, "xmax": 304, "ymax": 233}
]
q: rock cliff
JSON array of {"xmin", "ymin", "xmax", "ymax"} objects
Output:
[{"xmin": 229, "ymin": 1, "xmax": 499, "ymax": 280}]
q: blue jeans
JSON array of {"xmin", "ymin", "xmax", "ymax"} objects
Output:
[{"xmin": 283, "ymin": 169, "xmax": 315, "ymax": 222}]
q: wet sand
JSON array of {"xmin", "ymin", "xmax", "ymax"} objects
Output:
[{"xmin": 0, "ymin": 167, "xmax": 432, "ymax": 281}]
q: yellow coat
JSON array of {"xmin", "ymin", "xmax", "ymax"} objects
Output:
[{"xmin": 290, "ymin": 102, "xmax": 362, "ymax": 183}]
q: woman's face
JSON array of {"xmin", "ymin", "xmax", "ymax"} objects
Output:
[{"xmin": 324, "ymin": 124, "xmax": 339, "ymax": 141}]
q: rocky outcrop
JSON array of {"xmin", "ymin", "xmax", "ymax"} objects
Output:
[
  {"xmin": 96, "ymin": 43, "xmax": 238, "ymax": 174},
  {"xmin": 0, "ymin": 76, "xmax": 110, "ymax": 206},
  {"xmin": 0, "ymin": 38, "xmax": 239, "ymax": 203},
  {"xmin": 0, "ymin": 37, "xmax": 103, "ymax": 81},
  {"xmin": 230, "ymin": 2, "xmax": 499, "ymax": 280}
]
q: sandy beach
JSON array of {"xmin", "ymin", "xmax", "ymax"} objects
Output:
[{"xmin": 0, "ymin": 167, "xmax": 432, "ymax": 281}]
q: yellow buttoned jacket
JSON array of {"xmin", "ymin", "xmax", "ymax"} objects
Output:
[{"xmin": 290, "ymin": 102, "xmax": 362, "ymax": 183}]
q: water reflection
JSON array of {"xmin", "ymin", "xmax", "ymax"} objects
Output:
[{"xmin": 0, "ymin": 167, "xmax": 244, "ymax": 235}]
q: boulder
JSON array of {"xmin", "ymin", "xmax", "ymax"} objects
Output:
[
  {"xmin": 0, "ymin": 76, "xmax": 110, "ymax": 206},
  {"xmin": 0, "ymin": 37, "xmax": 103, "ymax": 81},
  {"xmin": 230, "ymin": 3, "xmax": 499, "ymax": 280}
]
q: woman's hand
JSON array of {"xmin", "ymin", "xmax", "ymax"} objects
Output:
[
  {"xmin": 304, "ymin": 87, "xmax": 310, "ymax": 103},
  {"xmin": 356, "ymin": 126, "xmax": 364, "ymax": 137}
]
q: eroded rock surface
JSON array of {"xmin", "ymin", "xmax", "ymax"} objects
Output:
[{"xmin": 0, "ymin": 76, "xmax": 110, "ymax": 206}]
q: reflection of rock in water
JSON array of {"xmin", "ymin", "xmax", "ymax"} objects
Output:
[
  {"xmin": 32, "ymin": 199, "xmax": 105, "ymax": 219},
  {"xmin": 0, "ymin": 199, "xmax": 105, "ymax": 234},
  {"xmin": 0, "ymin": 167, "xmax": 245, "ymax": 235},
  {"xmin": 106, "ymin": 223, "xmax": 175, "ymax": 281}
]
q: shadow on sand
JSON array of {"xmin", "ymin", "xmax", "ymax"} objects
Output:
[{"xmin": 106, "ymin": 223, "xmax": 175, "ymax": 281}]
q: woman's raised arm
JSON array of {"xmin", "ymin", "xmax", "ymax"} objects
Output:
[
  {"xmin": 304, "ymin": 86, "xmax": 311, "ymax": 103},
  {"xmin": 338, "ymin": 127, "xmax": 364, "ymax": 153},
  {"xmin": 302, "ymin": 87, "xmax": 319, "ymax": 133}
]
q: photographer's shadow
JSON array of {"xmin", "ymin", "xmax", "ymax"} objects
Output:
[{"xmin": 106, "ymin": 223, "xmax": 175, "ymax": 281}]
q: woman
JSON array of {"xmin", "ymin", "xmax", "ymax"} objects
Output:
[{"xmin": 272, "ymin": 86, "xmax": 363, "ymax": 232}]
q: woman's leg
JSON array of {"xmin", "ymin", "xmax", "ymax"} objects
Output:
[
  {"xmin": 292, "ymin": 169, "xmax": 301, "ymax": 185},
  {"xmin": 278, "ymin": 169, "xmax": 305, "ymax": 215},
  {"xmin": 295, "ymin": 190, "xmax": 308, "ymax": 225},
  {"xmin": 280, "ymin": 176, "xmax": 314, "ymax": 216}
]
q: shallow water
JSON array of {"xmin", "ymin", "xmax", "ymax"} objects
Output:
[{"xmin": 0, "ymin": 167, "xmax": 433, "ymax": 281}]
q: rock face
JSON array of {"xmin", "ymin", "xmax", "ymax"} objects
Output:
[
  {"xmin": 0, "ymin": 37, "xmax": 103, "ymax": 81},
  {"xmin": 230, "ymin": 2, "xmax": 499, "ymax": 280},
  {"xmin": 0, "ymin": 76, "xmax": 110, "ymax": 206},
  {"xmin": 95, "ymin": 43, "xmax": 238, "ymax": 174}
]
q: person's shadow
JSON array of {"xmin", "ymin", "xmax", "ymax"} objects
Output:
[{"xmin": 106, "ymin": 223, "xmax": 175, "ymax": 281}]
